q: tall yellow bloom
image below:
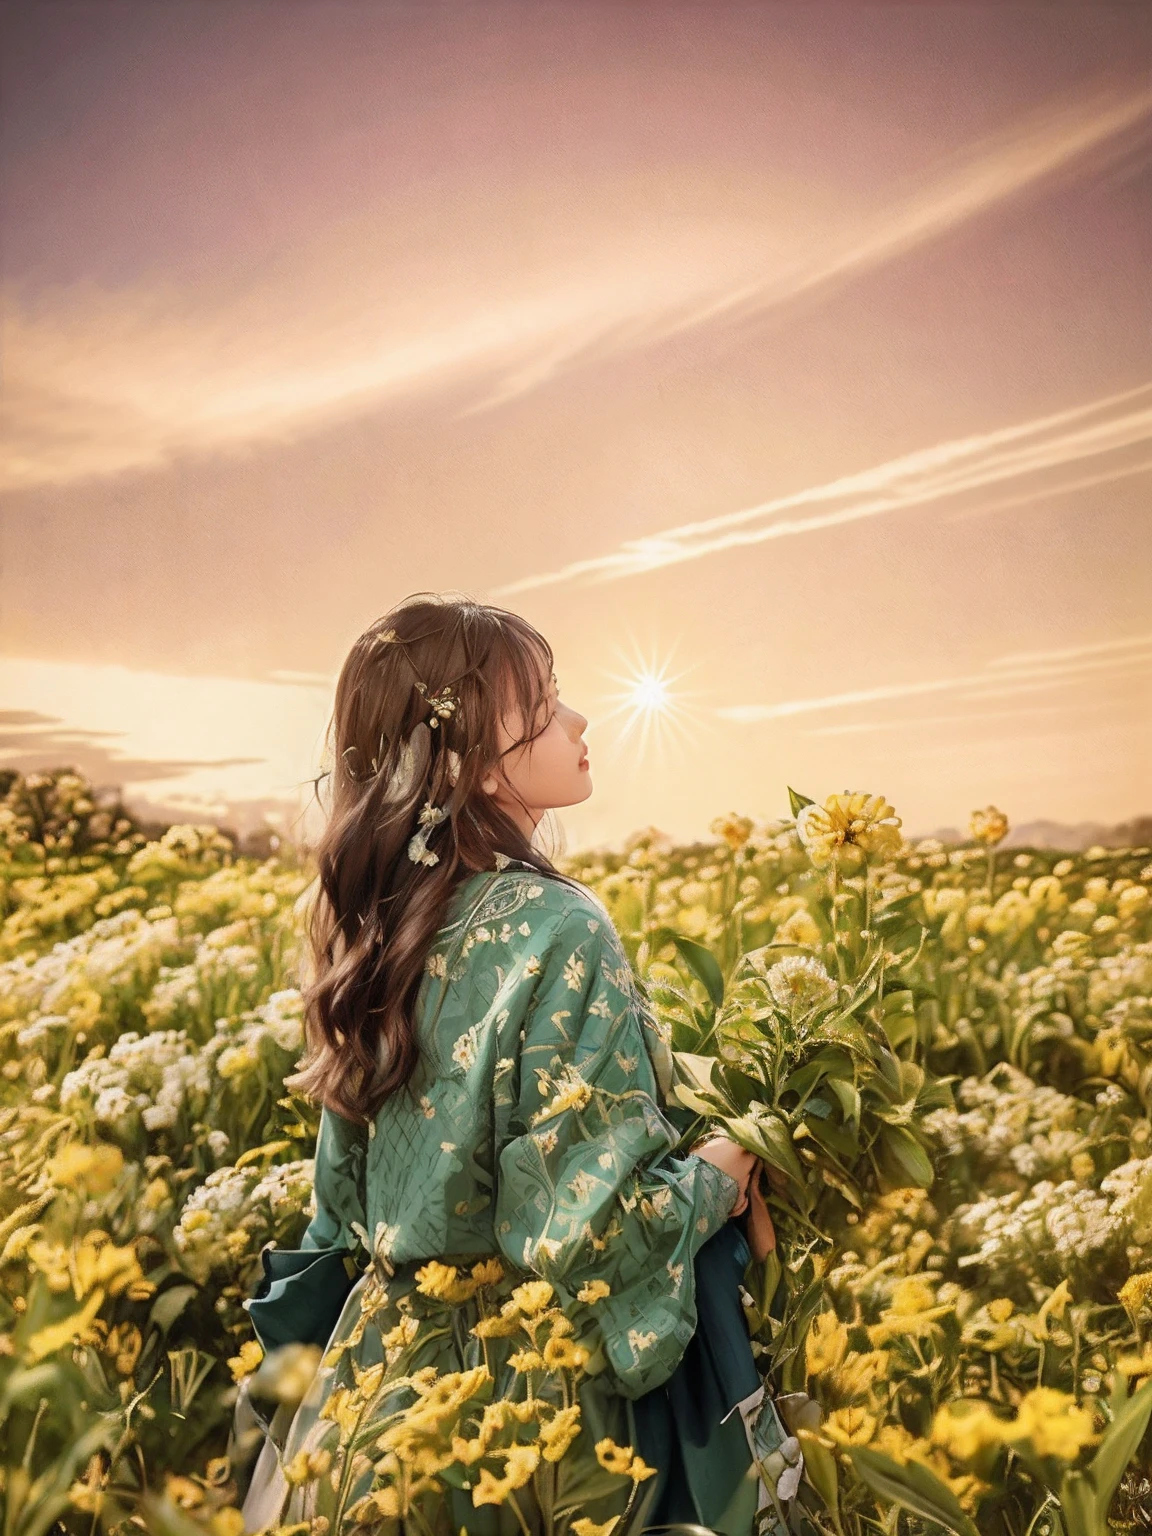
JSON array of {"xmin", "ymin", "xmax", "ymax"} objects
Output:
[
  {"xmin": 931, "ymin": 1401, "xmax": 1006, "ymax": 1461},
  {"xmin": 415, "ymin": 1261, "xmax": 479, "ymax": 1305},
  {"xmin": 797, "ymin": 793, "xmax": 903, "ymax": 869},
  {"xmin": 805, "ymin": 1310, "xmax": 849, "ymax": 1377},
  {"xmin": 539, "ymin": 1404, "xmax": 582, "ymax": 1461},
  {"xmin": 969, "ymin": 806, "xmax": 1009, "ymax": 846},
  {"xmin": 1006, "ymin": 1388, "xmax": 1098, "ymax": 1461},
  {"xmin": 823, "ymin": 1407, "xmax": 877, "ymax": 1446},
  {"xmin": 505, "ymin": 1280, "xmax": 555, "ymax": 1316},
  {"xmin": 45, "ymin": 1142, "xmax": 124, "ymax": 1196}
]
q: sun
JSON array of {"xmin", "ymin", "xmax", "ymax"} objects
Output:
[{"xmin": 596, "ymin": 643, "xmax": 704, "ymax": 759}]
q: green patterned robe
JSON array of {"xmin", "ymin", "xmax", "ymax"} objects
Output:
[{"xmin": 237, "ymin": 861, "xmax": 753, "ymax": 1533}]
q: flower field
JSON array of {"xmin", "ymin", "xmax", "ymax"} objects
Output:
[{"xmin": 2, "ymin": 769, "xmax": 1152, "ymax": 1535}]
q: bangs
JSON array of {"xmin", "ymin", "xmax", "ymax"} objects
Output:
[{"xmin": 492, "ymin": 618, "xmax": 554, "ymax": 749}]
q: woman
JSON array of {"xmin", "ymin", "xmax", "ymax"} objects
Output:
[{"xmin": 231, "ymin": 593, "xmax": 781, "ymax": 1534}]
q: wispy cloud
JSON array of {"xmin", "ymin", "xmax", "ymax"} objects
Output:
[
  {"xmin": 3, "ymin": 82, "xmax": 1149, "ymax": 491},
  {"xmin": 493, "ymin": 384, "xmax": 1152, "ymax": 593},
  {"xmin": 717, "ymin": 632, "xmax": 1152, "ymax": 724}
]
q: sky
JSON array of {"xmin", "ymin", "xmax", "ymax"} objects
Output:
[{"xmin": 2, "ymin": 0, "xmax": 1150, "ymax": 852}]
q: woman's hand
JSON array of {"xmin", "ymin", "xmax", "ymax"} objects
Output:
[{"xmin": 691, "ymin": 1133, "xmax": 758, "ymax": 1216}]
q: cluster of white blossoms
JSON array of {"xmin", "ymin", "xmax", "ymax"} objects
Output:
[
  {"xmin": 2, "ymin": 908, "xmax": 187, "ymax": 1038},
  {"xmin": 61, "ymin": 1027, "xmax": 212, "ymax": 1133},
  {"xmin": 954, "ymin": 1180, "xmax": 1122, "ymax": 1279},
  {"xmin": 172, "ymin": 1157, "xmax": 314, "ymax": 1283},
  {"xmin": 1088, "ymin": 939, "xmax": 1152, "ymax": 1016},
  {"xmin": 141, "ymin": 963, "xmax": 204, "ymax": 1031},
  {"xmin": 925, "ymin": 1064, "xmax": 1089, "ymax": 1183},
  {"xmin": 204, "ymin": 988, "xmax": 306, "ymax": 1081}
]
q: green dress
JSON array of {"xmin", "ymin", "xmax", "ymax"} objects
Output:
[{"xmin": 233, "ymin": 862, "xmax": 782, "ymax": 1534}]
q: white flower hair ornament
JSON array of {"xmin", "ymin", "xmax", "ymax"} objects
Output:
[{"xmin": 407, "ymin": 800, "xmax": 448, "ymax": 866}]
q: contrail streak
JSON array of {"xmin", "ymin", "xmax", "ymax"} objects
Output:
[
  {"xmin": 716, "ymin": 633, "xmax": 1152, "ymax": 723},
  {"xmin": 493, "ymin": 384, "xmax": 1152, "ymax": 593}
]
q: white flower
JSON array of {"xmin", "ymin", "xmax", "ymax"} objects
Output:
[{"xmin": 765, "ymin": 955, "xmax": 837, "ymax": 1011}]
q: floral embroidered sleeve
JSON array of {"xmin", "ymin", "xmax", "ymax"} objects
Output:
[
  {"xmin": 243, "ymin": 1105, "xmax": 369, "ymax": 1352},
  {"xmin": 492, "ymin": 893, "xmax": 740, "ymax": 1398}
]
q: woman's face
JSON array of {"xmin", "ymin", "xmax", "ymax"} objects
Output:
[{"xmin": 482, "ymin": 665, "xmax": 591, "ymax": 835}]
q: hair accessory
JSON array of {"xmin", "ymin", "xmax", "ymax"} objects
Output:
[
  {"xmin": 407, "ymin": 800, "xmax": 448, "ymax": 865},
  {"xmin": 414, "ymin": 681, "xmax": 458, "ymax": 729}
]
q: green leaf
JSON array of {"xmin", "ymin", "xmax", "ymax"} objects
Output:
[
  {"xmin": 828, "ymin": 1077, "xmax": 861, "ymax": 1126},
  {"xmin": 847, "ymin": 1447, "xmax": 981, "ymax": 1536},
  {"xmin": 787, "ymin": 786, "xmax": 816, "ymax": 817},
  {"xmin": 880, "ymin": 1125, "xmax": 935, "ymax": 1187},
  {"xmin": 1058, "ymin": 1470, "xmax": 1100, "ymax": 1536},
  {"xmin": 671, "ymin": 934, "xmax": 725, "ymax": 1008},
  {"xmin": 672, "ymin": 1052, "xmax": 720, "ymax": 1094},
  {"xmin": 797, "ymin": 1431, "xmax": 839, "ymax": 1523},
  {"xmin": 148, "ymin": 1282, "xmax": 198, "ymax": 1334},
  {"xmin": 728, "ymin": 1111, "xmax": 806, "ymax": 1187},
  {"xmin": 1089, "ymin": 1374, "xmax": 1152, "ymax": 1523},
  {"xmin": 671, "ymin": 1085, "xmax": 726, "ymax": 1118}
]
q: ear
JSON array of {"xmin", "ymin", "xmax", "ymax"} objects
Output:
[{"xmin": 481, "ymin": 771, "xmax": 500, "ymax": 796}]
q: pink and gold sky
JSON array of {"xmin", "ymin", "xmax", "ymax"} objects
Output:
[{"xmin": 2, "ymin": 1, "xmax": 1150, "ymax": 850}]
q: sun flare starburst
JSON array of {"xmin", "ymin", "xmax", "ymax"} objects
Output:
[{"xmin": 596, "ymin": 644, "xmax": 705, "ymax": 759}]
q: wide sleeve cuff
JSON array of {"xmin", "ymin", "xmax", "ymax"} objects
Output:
[{"xmin": 242, "ymin": 1244, "xmax": 358, "ymax": 1353}]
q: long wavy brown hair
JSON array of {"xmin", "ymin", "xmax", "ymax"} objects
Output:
[{"xmin": 286, "ymin": 592, "xmax": 577, "ymax": 1125}]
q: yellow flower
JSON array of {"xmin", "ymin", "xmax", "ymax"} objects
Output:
[
  {"xmin": 506, "ymin": 1280, "xmax": 555, "ymax": 1316},
  {"xmin": 539, "ymin": 1404, "xmax": 582, "ymax": 1461},
  {"xmin": 797, "ymin": 793, "xmax": 903, "ymax": 869},
  {"xmin": 711, "ymin": 813, "xmax": 754, "ymax": 851},
  {"xmin": 1006, "ymin": 1387, "xmax": 1098, "ymax": 1461},
  {"xmin": 1115, "ymin": 1345, "xmax": 1152, "ymax": 1381},
  {"xmin": 347, "ymin": 1488, "xmax": 401, "ymax": 1521},
  {"xmin": 381, "ymin": 1315, "xmax": 420, "ymax": 1350},
  {"xmin": 210, "ymin": 1510, "xmax": 246, "ymax": 1536},
  {"xmin": 508, "ymin": 1349, "xmax": 544, "ymax": 1372},
  {"xmin": 411, "ymin": 1365, "xmax": 492, "ymax": 1425},
  {"xmin": 577, "ymin": 1279, "xmax": 611, "ymax": 1303},
  {"xmin": 351, "ymin": 1359, "xmax": 386, "ymax": 1398},
  {"xmin": 629, "ymin": 1455, "xmax": 658, "ymax": 1483},
  {"xmin": 471, "ymin": 1257, "xmax": 505, "ymax": 1286},
  {"xmin": 104, "ymin": 1322, "xmax": 142, "ymax": 1376},
  {"xmin": 227, "ymin": 1338, "xmax": 264, "ymax": 1382},
  {"xmin": 45, "ymin": 1142, "xmax": 124, "ymax": 1196},
  {"xmin": 805, "ymin": 1310, "xmax": 849, "ymax": 1377},
  {"xmin": 931, "ymin": 1401, "xmax": 1007, "ymax": 1461},
  {"xmin": 471, "ymin": 1312, "xmax": 522, "ymax": 1339},
  {"xmin": 415, "ymin": 1260, "xmax": 479, "ymax": 1305},
  {"xmin": 987, "ymin": 1299, "xmax": 1015, "ymax": 1323},
  {"xmin": 595, "ymin": 1438, "xmax": 636, "ymax": 1476},
  {"xmin": 451, "ymin": 1433, "xmax": 489, "ymax": 1465},
  {"xmin": 284, "ymin": 1449, "xmax": 332, "ymax": 1485},
  {"xmin": 873, "ymin": 1424, "xmax": 921, "ymax": 1464},
  {"xmin": 970, "ymin": 806, "xmax": 1009, "ymax": 846},
  {"xmin": 829, "ymin": 1349, "xmax": 890, "ymax": 1399},
  {"xmin": 1119, "ymin": 1273, "xmax": 1152, "ymax": 1313},
  {"xmin": 572, "ymin": 1520, "xmax": 620, "ymax": 1536},
  {"xmin": 164, "ymin": 1475, "xmax": 204, "ymax": 1509},
  {"xmin": 26, "ymin": 1290, "xmax": 106, "ymax": 1363},
  {"xmin": 67, "ymin": 1454, "xmax": 106, "ymax": 1514},
  {"xmin": 823, "ymin": 1407, "xmax": 877, "ymax": 1446},
  {"xmin": 472, "ymin": 1444, "xmax": 540, "ymax": 1507},
  {"xmin": 319, "ymin": 1384, "xmax": 363, "ymax": 1440},
  {"xmin": 542, "ymin": 1335, "xmax": 590, "ymax": 1371},
  {"xmin": 889, "ymin": 1277, "xmax": 937, "ymax": 1315},
  {"xmin": 1036, "ymin": 1279, "xmax": 1073, "ymax": 1336}
]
